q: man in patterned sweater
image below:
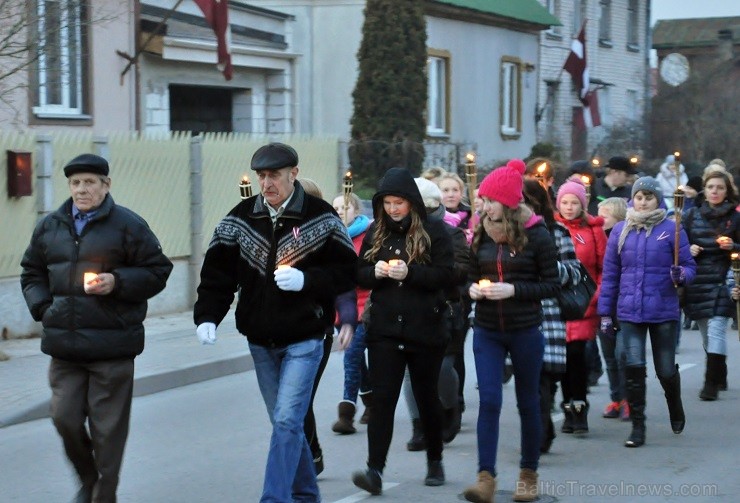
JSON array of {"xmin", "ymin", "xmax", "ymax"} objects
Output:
[{"xmin": 193, "ymin": 143, "xmax": 357, "ymax": 503}]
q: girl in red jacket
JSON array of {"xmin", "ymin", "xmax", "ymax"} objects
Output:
[{"xmin": 555, "ymin": 180, "xmax": 607, "ymax": 435}]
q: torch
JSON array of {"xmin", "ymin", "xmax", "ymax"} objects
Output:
[
  {"xmin": 672, "ymin": 174, "xmax": 685, "ymax": 287},
  {"xmin": 580, "ymin": 175, "xmax": 591, "ymax": 198},
  {"xmin": 673, "ymin": 151, "xmax": 681, "ymax": 172},
  {"xmin": 535, "ymin": 162, "xmax": 547, "ymax": 185},
  {"xmin": 464, "ymin": 153, "xmax": 477, "ymax": 207},
  {"xmin": 239, "ymin": 175, "xmax": 252, "ymax": 199},
  {"xmin": 343, "ymin": 170, "xmax": 353, "ymax": 226},
  {"xmin": 732, "ymin": 253, "xmax": 740, "ymax": 341}
]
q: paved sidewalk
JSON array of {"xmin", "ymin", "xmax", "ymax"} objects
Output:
[{"xmin": 0, "ymin": 308, "xmax": 251, "ymax": 428}]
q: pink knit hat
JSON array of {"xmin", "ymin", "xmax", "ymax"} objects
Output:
[
  {"xmin": 556, "ymin": 180, "xmax": 588, "ymax": 210},
  {"xmin": 478, "ymin": 159, "xmax": 526, "ymax": 208}
]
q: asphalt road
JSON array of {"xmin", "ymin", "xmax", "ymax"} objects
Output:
[{"xmin": 1, "ymin": 327, "xmax": 739, "ymax": 502}]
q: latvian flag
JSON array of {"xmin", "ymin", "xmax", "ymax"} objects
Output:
[{"xmin": 564, "ymin": 24, "xmax": 600, "ymax": 128}]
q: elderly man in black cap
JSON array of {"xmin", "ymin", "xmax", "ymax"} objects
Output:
[
  {"xmin": 20, "ymin": 154, "xmax": 173, "ymax": 503},
  {"xmin": 588, "ymin": 156, "xmax": 637, "ymax": 216},
  {"xmin": 194, "ymin": 142, "xmax": 357, "ymax": 503}
]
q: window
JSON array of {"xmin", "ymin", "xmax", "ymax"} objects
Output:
[
  {"xmin": 427, "ymin": 51, "xmax": 450, "ymax": 135},
  {"xmin": 598, "ymin": 86, "xmax": 611, "ymax": 125},
  {"xmin": 626, "ymin": 90, "xmax": 638, "ymax": 121},
  {"xmin": 545, "ymin": 0, "xmax": 561, "ymax": 37},
  {"xmin": 573, "ymin": 0, "xmax": 586, "ymax": 35},
  {"xmin": 33, "ymin": 0, "xmax": 88, "ymax": 118},
  {"xmin": 500, "ymin": 58, "xmax": 521, "ymax": 138},
  {"xmin": 599, "ymin": 0, "xmax": 612, "ymax": 45},
  {"xmin": 627, "ymin": 0, "xmax": 639, "ymax": 49}
]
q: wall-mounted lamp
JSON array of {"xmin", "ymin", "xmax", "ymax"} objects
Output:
[{"xmin": 7, "ymin": 150, "xmax": 32, "ymax": 197}]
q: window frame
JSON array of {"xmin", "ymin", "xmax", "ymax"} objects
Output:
[
  {"xmin": 426, "ymin": 49, "xmax": 451, "ymax": 137},
  {"xmin": 545, "ymin": 0, "xmax": 562, "ymax": 38},
  {"xmin": 626, "ymin": 0, "xmax": 640, "ymax": 51},
  {"xmin": 573, "ymin": 0, "xmax": 586, "ymax": 36},
  {"xmin": 31, "ymin": 0, "xmax": 90, "ymax": 121},
  {"xmin": 500, "ymin": 56, "xmax": 522, "ymax": 139},
  {"xmin": 599, "ymin": 0, "xmax": 612, "ymax": 47}
]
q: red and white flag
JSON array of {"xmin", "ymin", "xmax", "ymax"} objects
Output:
[
  {"xmin": 194, "ymin": 0, "xmax": 233, "ymax": 80},
  {"xmin": 564, "ymin": 24, "xmax": 600, "ymax": 128},
  {"xmin": 574, "ymin": 90, "xmax": 602, "ymax": 130}
]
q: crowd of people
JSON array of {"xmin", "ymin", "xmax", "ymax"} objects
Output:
[{"xmin": 22, "ymin": 144, "xmax": 736, "ymax": 503}]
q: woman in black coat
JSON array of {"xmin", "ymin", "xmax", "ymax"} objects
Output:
[
  {"xmin": 682, "ymin": 167, "xmax": 740, "ymax": 400},
  {"xmin": 351, "ymin": 167, "xmax": 454, "ymax": 495}
]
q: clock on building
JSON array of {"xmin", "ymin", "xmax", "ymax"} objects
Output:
[{"xmin": 660, "ymin": 53, "xmax": 690, "ymax": 87}]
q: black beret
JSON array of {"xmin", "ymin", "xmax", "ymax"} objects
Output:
[
  {"xmin": 250, "ymin": 143, "xmax": 299, "ymax": 171},
  {"xmin": 63, "ymin": 154, "xmax": 110, "ymax": 178},
  {"xmin": 605, "ymin": 156, "xmax": 637, "ymax": 175},
  {"xmin": 569, "ymin": 160, "xmax": 594, "ymax": 177}
]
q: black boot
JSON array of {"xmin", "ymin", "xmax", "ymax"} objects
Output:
[
  {"xmin": 700, "ymin": 353, "xmax": 722, "ymax": 401},
  {"xmin": 541, "ymin": 415, "xmax": 555, "ymax": 453},
  {"xmin": 659, "ymin": 365, "xmax": 685, "ymax": 434},
  {"xmin": 407, "ymin": 418, "xmax": 426, "ymax": 451},
  {"xmin": 442, "ymin": 405, "xmax": 461, "ymax": 444},
  {"xmin": 625, "ymin": 366, "xmax": 646, "ymax": 448},
  {"xmin": 359, "ymin": 392, "xmax": 372, "ymax": 425},
  {"xmin": 718, "ymin": 355, "xmax": 728, "ymax": 391},
  {"xmin": 352, "ymin": 467, "xmax": 383, "ymax": 495},
  {"xmin": 571, "ymin": 400, "xmax": 590, "ymax": 435},
  {"xmin": 424, "ymin": 460, "xmax": 445, "ymax": 486},
  {"xmin": 560, "ymin": 401, "xmax": 574, "ymax": 434}
]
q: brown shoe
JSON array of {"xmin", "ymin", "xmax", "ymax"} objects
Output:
[
  {"xmin": 463, "ymin": 470, "xmax": 495, "ymax": 503},
  {"xmin": 331, "ymin": 401, "xmax": 356, "ymax": 434},
  {"xmin": 513, "ymin": 468, "xmax": 538, "ymax": 502}
]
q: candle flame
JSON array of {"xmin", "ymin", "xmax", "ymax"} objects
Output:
[
  {"xmin": 581, "ymin": 175, "xmax": 590, "ymax": 185},
  {"xmin": 630, "ymin": 156, "xmax": 638, "ymax": 164},
  {"xmin": 674, "ymin": 151, "xmax": 680, "ymax": 157},
  {"xmin": 344, "ymin": 171, "xmax": 352, "ymax": 180},
  {"xmin": 537, "ymin": 162, "xmax": 547, "ymax": 174},
  {"xmin": 466, "ymin": 153, "xmax": 475, "ymax": 163},
  {"xmin": 591, "ymin": 158, "xmax": 600, "ymax": 166},
  {"xmin": 241, "ymin": 175, "xmax": 250, "ymax": 184}
]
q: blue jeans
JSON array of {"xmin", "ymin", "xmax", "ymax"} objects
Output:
[
  {"xmin": 599, "ymin": 329, "xmax": 626, "ymax": 402},
  {"xmin": 473, "ymin": 325, "xmax": 543, "ymax": 475},
  {"xmin": 620, "ymin": 321, "xmax": 677, "ymax": 379},
  {"xmin": 249, "ymin": 338, "xmax": 324, "ymax": 503},
  {"xmin": 343, "ymin": 323, "xmax": 371, "ymax": 402},
  {"xmin": 697, "ymin": 316, "xmax": 729, "ymax": 355}
]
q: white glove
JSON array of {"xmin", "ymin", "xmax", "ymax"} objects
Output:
[
  {"xmin": 196, "ymin": 322, "xmax": 217, "ymax": 345},
  {"xmin": 274, "ymin": 266, "xmax": 305, "ymax": 291}
]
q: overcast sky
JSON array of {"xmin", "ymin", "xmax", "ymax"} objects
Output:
[{"xmin": 651, "ymin": 0, "xmax": 738, "ymax": 26}]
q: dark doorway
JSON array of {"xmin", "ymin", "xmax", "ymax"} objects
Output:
[{"xmin": 169, "ymin": 85, "xmax": 233, "ymax": 133}]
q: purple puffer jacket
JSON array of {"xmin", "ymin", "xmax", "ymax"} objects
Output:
[{"xmin": 598, "ymin": 217, "xmax": 696, "ymax": 323}]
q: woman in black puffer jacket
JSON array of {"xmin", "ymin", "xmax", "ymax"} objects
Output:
[
  {"xmin": 351, "ymin": 167, "xmax": 454, "ymax": 495},
  {"xmin": 682, "ymin": 167, "xmax": 740, "ymax": 400}
]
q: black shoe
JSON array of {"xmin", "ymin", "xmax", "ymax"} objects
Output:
[
  {"xmin": 571, "ymin": 401, "xmax": 590, "ymax": 435},
  {"xmin": 407, "ymin": 418, "xmax": 426, "ymax": 451},
  {"xmin": 313, "ymin": 454, "xmax": 324, "ymax": 476},
  {"xmin": 442, "ymin": 406, "xmax": 461, "ymax": 444},
  {"xmin": 625, "ymin": 423, "xmax": 645, "ymax": 447},
  {"xmin": 560, "ymin": 402, "xmax": 574, "ymax": 434},
  {"xmin": 352, "ymin": 468, "xmax": 382, "ymax": 495},
  {"xmin": 424, "ymin": 460, "xmax": 445, "ymax": 486},
  {"xmin": 72, "ymin": 485, "xmax": 94, "ymax": 503}
]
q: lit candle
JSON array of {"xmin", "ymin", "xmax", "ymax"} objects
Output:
[
  {"xmin": 388, "ymin": 259, "xmax": 401, "ymax": 267},
  {"xmin": 465, "ymin": 153, "xmax": 477, "ymax": 206},
  {"xmin": 581, "ymin": 175, "xmax": 591, "ymax": 197},
  {"xmin": 536, "ymin": 162, "xmax": 547, "ymax": 181},
  {"xmin": 343, "ymin": 171, "xmax": 353, "ymax": 225},
  {"xmin": 239, "ymin": 175, "xmax": 252, "ymax": 199},
  {"xmin": 84, "ymin": 272, "xmax": 98, "ymax": 293},
  {"xmin": 591, "ymin": 158, "xmax": 600, "ymax": 167},
  {"xmin": 478, "ymin": 279, "xmax": 492, "ymax": 289},
  {"xmin": 276, "ymin": 264, "xmax": 290, "ymax": 271},
  {"xmin": 673, "ymin": 151, "xmax": 681, "ymax": 164}
]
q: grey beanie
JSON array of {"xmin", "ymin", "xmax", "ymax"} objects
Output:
[{"xmin": 631, "ymin": 176, "xmax": 663, "ymax": 204}]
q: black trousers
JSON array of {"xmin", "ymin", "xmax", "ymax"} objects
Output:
[
  {"xmin": 366, "ymin": 341, "xmax": 445, "ymax": 472},
  {"xmin": 562, "ymin": 340, "xmax": 588, "ymax": 402},
  {"xmin": 49, "ymin": 357, "xmax": 135, "ymax": 503},
  {"xmin": 304, "ymin": 334, "xmax": 333, "ymax": 460}
]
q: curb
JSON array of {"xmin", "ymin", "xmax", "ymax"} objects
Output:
[{"xmin": 0, "ymin": 354, "xmax": 254, "ymax": 428}]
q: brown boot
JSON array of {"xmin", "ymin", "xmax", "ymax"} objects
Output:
[
  {"xmin": 463, "ymin": 470, "xmax": 495, "ymax": 503},
  {"xmin": 513, "ymin": 468, "xmax": 538, "ymax": 502},
  {"xmin": 331, "ymin": 401, "xmax": 356, "ymax": 434},
  {"xmin": 359, "ymin": 392, "xmax": 372, "ymax": 424}
]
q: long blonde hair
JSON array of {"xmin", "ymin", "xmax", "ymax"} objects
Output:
[
  {"xmin": 364, "ymin": 205, "xmax": 430, "ymax": 264},
  {"xmin": 472, "ymin": 203, "xmax": 530, "ymax": 254}
]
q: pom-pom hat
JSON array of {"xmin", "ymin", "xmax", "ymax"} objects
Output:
[
  {"xmin": 631, "ymin": 176, "xmax": 663, "ymax": 204},
  {"xmin": 557, "ymin": 180, "xmax": 588, "ymax": 210},
  {"xmin": 478, "ymin": 159, "xmax": 526, "ymax": 209}
]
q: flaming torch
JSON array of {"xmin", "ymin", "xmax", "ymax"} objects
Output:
[
  {"xmin": 535, "ymin": 162, "xmax": 548, "ymax": 185},
  {"xmin": 672, "ymin": 152, "xmax": 685, "ymax": 287},
  {"xmin": 343, "ymin": 170, "xmax": 353, "ymax": 226},
  {"xmin": 239, "ymin": 175, "xmax": 252, "ymax": 199},
  {"xmin": 733, "ymin": 253, "xmax": 740, "ymax": 341},
  {"xmin": 581, "ymin": 175, "xmax": 591, "ymax": 198},
  {"xmin": 464, "ymin": 153, "xmax": 477, "ymax": 207}
]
